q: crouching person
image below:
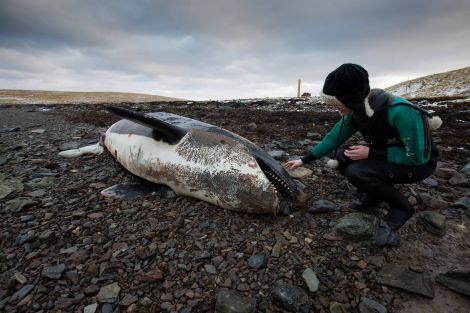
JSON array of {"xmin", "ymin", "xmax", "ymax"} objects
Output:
[{"xmin": 285, "ymin": 63, "xmax": 441, "ymax": 230}]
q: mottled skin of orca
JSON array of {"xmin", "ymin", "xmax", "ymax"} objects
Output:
[{"xmin": 104, "ymin": 107, "xmax": 298, "ymax": 214}]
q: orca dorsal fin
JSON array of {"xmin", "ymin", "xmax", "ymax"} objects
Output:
[{"xmin": 106, "ymin": 106, "xmax": 187, "ymax": 144}]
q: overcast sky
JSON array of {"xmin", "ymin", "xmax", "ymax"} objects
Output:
[{"xmin": 1, "ymin": 0, "xmax": 469, "ymax": 100}]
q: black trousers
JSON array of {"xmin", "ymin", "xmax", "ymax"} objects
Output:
[{"xmin": 335, "ymin": 145, "xmax": 437, "ymax": 212}]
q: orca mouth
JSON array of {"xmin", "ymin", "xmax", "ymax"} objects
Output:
[{"xmin": 256, "ymin": 158, "xmax": 293, "ymax": 199}]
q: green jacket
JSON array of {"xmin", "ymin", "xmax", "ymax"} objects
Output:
[{"xmin": 310, "ymin": 90, "xmax": 434, "ymax": 165}]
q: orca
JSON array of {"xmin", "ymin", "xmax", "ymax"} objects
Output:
[{"xmin": 90, "ymin": 106, "xmax": 299, "ymax": 214}]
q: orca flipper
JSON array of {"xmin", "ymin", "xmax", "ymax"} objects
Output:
[{"xmin": 106, "ymin": 106, "xmax": 187, "ymax": 144}]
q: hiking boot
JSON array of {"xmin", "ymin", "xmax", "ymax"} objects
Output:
[
  {"xmin": 384, "ymin": 205, "xmax": 415, "ymax": 230},
  {"xmin": 350, "ymin": 193, "xmax": 379, "ymax": 211}
]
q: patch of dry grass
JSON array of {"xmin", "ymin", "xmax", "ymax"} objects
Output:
[{"xmin": 0, "ymin": 89, "xmax": 184, "ymax": 105}]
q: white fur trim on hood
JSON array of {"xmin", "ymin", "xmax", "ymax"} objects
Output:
[{"xmin": 364, "ymin": 97, "xmax": 374, "ymax": 117}]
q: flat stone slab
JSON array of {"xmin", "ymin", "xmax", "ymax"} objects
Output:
[
  {"xmin": 215, "ymin": 290, "xmax": 256, "ymax": 313},
  {"xmin": 377, "ymin": 264, "xmax": 434, "ymax": 298},
  {"xmin": 436, "ymin": 271, "xmax": 470, "ymax": 297},
  {"xmin": 97, "ymin": 282, "xmax": 121, "ymax": 303}
]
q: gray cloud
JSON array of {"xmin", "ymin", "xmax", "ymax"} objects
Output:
[{"xmin": 1, "ymin": 0, "xmax": 469, "ymax": 99}]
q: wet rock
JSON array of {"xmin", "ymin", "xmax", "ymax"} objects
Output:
[
  {"xmin": 237, "ymin": 283, "xmax": 250, "ymax": 292},
  {"xmin": 268, "ymin": 150, "xmax": 288, "ymax": 161},
  {"xmin": 374, "ymin": 222, "xmax": 399, "ymax": 247},
  {"xmin": 27, "ymin": 189, "xmax": 46, "ymax": 197},
  {"xmin": 271, "ymin": 282, "xmax": 310, "ymax": 313},
  {"xmin": 102, "ymin": 303, "xmax": 113, "ymax": 313},
  {"xmin": 65, "ymin": 249, "xmax": 89, "ymax": 267},
  {"xmin": 302, "ymin": 268, "xmax": 320, "ymax": 292},
  {"xmin": 453, "ymin": 196, "xmax": 470, "ymax": 209},
  {"xmin": 419, "ymin": 193, "xmax": 450, "ymax": 210},
  {"xmin": 38, "ymin": 229, "xmax": 53, "ymax": 240},
  {"xmin": 194, "ymin": 250, "xmax": 211, "ymax": 261},
  {"xmin": 84, "ymin": 303, "xmax": 98, "ymax": 313},
  {"xmin": 25, "ymin": 177, "xmax": 58, "ymax": 190},
  {"xmin": 460, "ymin": 163, "xmax": 470, "ymax": 176},
  {"xmin": 204, "ymin": 264, "xmax": 217, "ymax": 275},
  {"xmin": 14, "ymin": 272, "xmax": 27, "ymax": 284},
  {"xmin": 359, "ymin": 297, "xmax": 387, "ymax": 313},
  {"xmin": 329, "ymin": 302, "xmax": 346, "ymax": 313},
  {"xmin": 248, "ymin": 122, "xmax": 257, "ymax": 130},
  {"xmin": 20, "ymin": 215, "xmax": 35, "ymax": 222},
  {"xmin": 333, "ymin": 213, "xmax": 376, "ymax": 241},
  {"xmin": 10, "ymin": 284, "xmax": 34, "ymax": 303},
  {"xmin": 271, "ymin": 241, "xmax": 282, "ymax": 258},
  {"xmin": 84, "ymin": 285, "xmax": 100, "ymax": 295},
  {"xmin": 42, "ymin": 264, "xmax": 66, "ymax": 279},
  {"xmin": 306, "ymin": 132, "xmax": 322, "ymax": 139},
  {"xmin": 141, "ymin": 270, "xmax": 163, "ymax": 282},
  {"xmin": 377, "ymin": 264, "xmax": 434, "ymax": 298},
  {"xmin": 417, "ymin": 211, "xmax": 446, "ymax": 235},
  {"xmin": 199, "ymin": 220, "xmax": 218, "ymax": 229},
  {"xmin": 436, "ymin": 271, "xmax": 470, "ymax": 297},
  {"xmin": 421, "ymin": 177, "xmax": 438, "ymax": 187},
  {"xmin": 287, "ymin": 167, "xmax": 313, "ymax": 179},
  {"xmin": 0, "ymin": 156, "xmax": 8, "ymax": 166},
  {"xmin": 55, "ymin": 298, "xmax": 74, "ymax": 310},
  {"xmin": 16, "ymin": 231, "xmax": 36, "ymax": 245},
  {"xmin": 97, "ymin": 282, "xmax": 121, "ymax": 303},
  {"xmin": 0, "ymin": 178, "xmax": 24, "ymax": 198},
  {"xmin": 215, "ymin": 290, "xmax": 256, "ymax": 313},
  {"xmin": 6, "ymin": 198, "xmax": 38, "ymax": 212},
  {"xmin": 65, "ymin": 270, "xmax": 79, "ymax": 284},
  {"xmin": 0, "ymin": 184, "xmax": 12, "ymax": 199},
  {"xmin": 435, "ymin": 167, "xmax": 458, "ymax": 179},
  {"xmin": 365, "ymin": 256, "xmax": 384, "ymax": 268},
  {"xmin": 297, "ymin": 139, "xmax": 312, "ymax": 146},
  {"xmin": 248, "ymin": 254, "xmax": 267, "ymax": 269},
  {"xmin": 120, "ymin": 294, "xmax": 138, "ymax": 306},
  {"xmin": 308, "ymin": 199, "xmax": 339, "ymax": 213},
  {"xmin": 448, "ymin": 172, "xmax": 468, "ymax": 186}
]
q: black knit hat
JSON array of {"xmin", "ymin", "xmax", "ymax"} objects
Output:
[{"xmin": 322, "ymin": 63, "xmax": 370, "ymax": 113}]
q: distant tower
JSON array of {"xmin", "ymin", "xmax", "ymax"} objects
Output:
[{"xmin": 297, "ymin": 79, "xmax": 301, "ymax": 97}]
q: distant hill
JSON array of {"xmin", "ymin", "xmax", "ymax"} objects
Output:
[
  {"xmin": 0, "ymin": 90, "xmax": 183, "ymax": 105},
  {"xmin": 385, "ymin": 67, "xmax": 470, "ymax": 100}
]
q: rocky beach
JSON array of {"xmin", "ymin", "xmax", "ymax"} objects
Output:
[{"xmin": 1, "ymin": 98, "xmax": 469, "ymax": 313}]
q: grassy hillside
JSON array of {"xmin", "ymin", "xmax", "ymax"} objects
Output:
[
  {"xmin": 385, "ymin": 67, "xmax": 470, "ymax": 100},
  {"xmin": 0, "ymin": 90, "xmax": 183, "ymax": 105}
]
